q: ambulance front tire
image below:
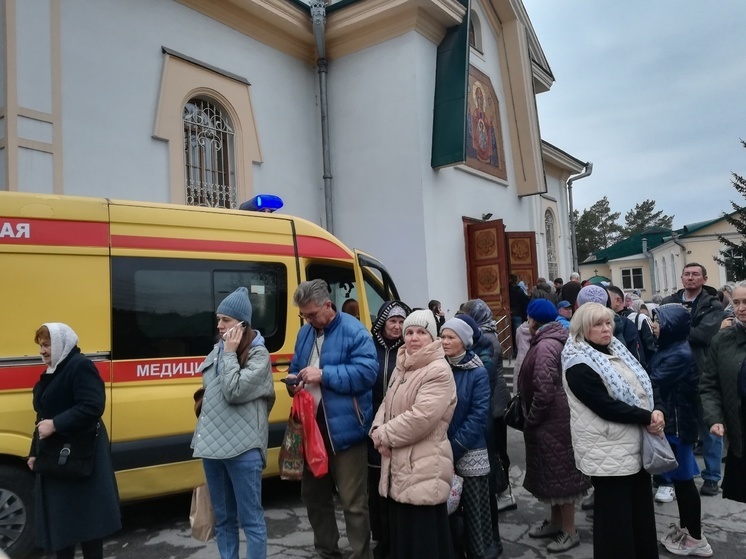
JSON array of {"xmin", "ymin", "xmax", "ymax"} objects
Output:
[{"xmin": 0, "ymin": 464, "xmax": 35, "ymax": 559}]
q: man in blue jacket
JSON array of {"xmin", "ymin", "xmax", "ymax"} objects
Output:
[{"xmin": 287, "ymin": 279, "xmax": 378, "ymax": 559}]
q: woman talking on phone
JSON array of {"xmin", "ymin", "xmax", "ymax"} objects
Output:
[{"xmin": 192, "ymin": 287, "xmax": 276, "ymax": 559}]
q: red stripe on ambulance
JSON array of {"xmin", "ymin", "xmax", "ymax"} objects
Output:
[{"xmin": 0, "ymin": 218, "xmax": 108, "ymax": 247}]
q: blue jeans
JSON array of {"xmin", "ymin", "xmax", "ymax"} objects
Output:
[
  {"xmin": 700, "ymin": 421, "xmax": 723, "ymax": 482},
  {"xmin": 203, "ymin": 448, "xmax": 267, "ymax": 559}
]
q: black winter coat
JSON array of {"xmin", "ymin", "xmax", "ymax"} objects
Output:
[
  {"xmin": 662, "ymin": 286, "xmax": 723, "ymax": 374},
  {"xmin": 31, "ymin": 348, "xmax": 121, "ymax": 551},
  {"xmin": 369, "ymin": 301, "xmax": 410, "ymax": 466},
  {"xmin": 613, "ymin": 313, "xmax": 643, "ymax": 365},
  {"xmin": 647, "ymin": 305, "xmax": 699, "ymax": 444}
]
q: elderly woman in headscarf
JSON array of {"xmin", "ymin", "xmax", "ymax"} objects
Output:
[
  {"xmin": 369, "ymin": 300, "xmax": 412, "ymax": 559},
  {"xmin": 461, "ymin": 299, "xmax": 513, "ymax": 513},
  {"xmin": 519, "ymin": 300, "xmax": 590, "ymax": 553},
  {"xmin": 28, "ymin": 323, "xmax": 121, "ymax": 559}
]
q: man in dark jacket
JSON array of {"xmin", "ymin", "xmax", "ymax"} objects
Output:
[
  {"xmin": 288, "ymin": 279, "xmax": 378, "ymax": 559},
  {"xmin": 608, "ymin": 285, "xmax": 649, "ymax": 367},
  {"xmin": 662, "ymin": 263, "xmax": 724, "ymax": 496}
]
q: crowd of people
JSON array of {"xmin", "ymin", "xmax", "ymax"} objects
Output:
[{"xmin": 26, "ymin": 264, "xmax": 745, "ymax": 559}]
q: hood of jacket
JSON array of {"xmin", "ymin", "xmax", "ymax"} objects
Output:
[
  {"xmin": 531, "ymin": 320, "xmax": 568, "ymax": 347},
  {"xmin": 653, "ymin": 303, "xmax": 691, "ymax": 347},
  {"xmin": 371, "ymin": 300, "xmax": 412, "ymax": 349}
]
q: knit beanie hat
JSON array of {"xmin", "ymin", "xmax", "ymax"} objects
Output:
[
  {"xmin": 402, "ymin": 309, "xmax": 438, "ymax": 342},
  {"xmin": 441, "ymin": 317, "xmax": 474, "ymax": 349},
  {"xmin": 216, "ymin": 287, "xmax": 253, "ymax": 324},
  {"xmin": 527, "ymin": 299, "xmax": 558, "ymax": 324},
  {"xmin": 576, "ymin": 285, "xmax": 609, "ymax": 308}
]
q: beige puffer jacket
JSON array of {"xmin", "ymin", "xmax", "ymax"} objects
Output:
[{"xmin": 371, "ymin": 340, "xmax": 457, "ymax": 505}]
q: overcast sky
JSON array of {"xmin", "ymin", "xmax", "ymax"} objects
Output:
[{"xmin": 522, "ymin": 1, "xmax": 746, "ymax": 229}]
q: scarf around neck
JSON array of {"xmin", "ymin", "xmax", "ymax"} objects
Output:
[{"xmin": 562, "ymin": 335, "xmax": 653, "ymax": 409}]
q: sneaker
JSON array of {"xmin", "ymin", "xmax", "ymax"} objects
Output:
[
  {"xmin": 496, "ymin": 491, "xmax": 517, "ymax": 512},
  {"xmin": 700, "ymin": 480, "xmax": 719, "ymax": 496},
  {"xmin": 661, "ymin": 523, "xmax": 686, "ymax": 545},
  {"xmin": 581, "ymin": 491, "xmax": 594, "ymax": 510},
  {"xmin": 547, "ymin": 531, "xmax": 580, "ymax": 553},
  {"xmin": 528, "ymin": 519, "xmax": 561, "ymax": 539},
  {"xmin": 662, "ymin": 528, "xmax": 713, "ymax": 557},
  {"xmin": 655, "ymin": 485, "xmax": 676, "ymax": 503}
]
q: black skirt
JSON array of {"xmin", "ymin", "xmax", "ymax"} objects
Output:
[
  {"xmin": 722, "ymin": 452, "xmax": 746, "ymax": 503},
  {"xmin": 389, "ymin": 500, "xmax": 455, "ymax": 559}
]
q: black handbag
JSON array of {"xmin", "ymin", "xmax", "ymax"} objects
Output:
[
  {"xmin": 34, "ymin": 423, "xmax": 99, "ymax": 479},
  {"xmin": 503, "ymin": 393, "xmax": 525, "ymax": 431}
]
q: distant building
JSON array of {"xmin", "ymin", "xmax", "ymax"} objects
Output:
[{"xmin": 579, "ymin": 218, "xmax": 740, "ymax": 297}]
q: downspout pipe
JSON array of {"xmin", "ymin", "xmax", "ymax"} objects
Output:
[
  {"xmin": 310, "ymin": 0, "xmax": 334, "ymax": 234},
  {"xmin": 671, "ymin": 231, "xmax": 687, "ymax": 269},
  {"xmin": 567, "ymin": 162, "xmax": 593, "ymax": 272},
  {"xmin": 642, "ymin": 237, "xmax": 657, "ymax": 294}
]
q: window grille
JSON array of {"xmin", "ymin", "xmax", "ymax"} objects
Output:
[
  {"xmin": 545, "ymin": 210, "xmax": 558, "ymax": 281},
  {"xmin": 183, "ymin": 98, "xmax": 236, "ymax": 208}
]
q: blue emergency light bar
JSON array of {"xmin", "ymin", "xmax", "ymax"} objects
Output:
[{"xmin": 239, "ymin": 195, "xmax": 284, "ymax": 213}]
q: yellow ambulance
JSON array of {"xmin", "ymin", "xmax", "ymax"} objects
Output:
[{"xmin": 0, "ymin": 191, "xmax": 399, "ymax": 558}]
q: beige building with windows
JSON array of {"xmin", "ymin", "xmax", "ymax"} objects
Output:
[
  {"xmin": 0, "ymin": 0, "xmax": 587, "ymax": 313},
  {"xmin": 579, "ymin": 217, "xmax": 740, "ymax": 299}
]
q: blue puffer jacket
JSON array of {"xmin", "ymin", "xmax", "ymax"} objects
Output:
[
  {"xmin": 290, "ymin": 311, "xmax": 378, "ymax": 453},
  {"xmin": 647, "ymin": 304, "xmax": 699, "ymax": 444},
  {"xmin": 447, "ymin": 351, "xmax": 490, "ymax": 463}
]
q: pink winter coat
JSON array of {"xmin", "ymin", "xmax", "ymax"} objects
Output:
[{"xmin": 371, "ymin": 340, "xmax": 457, "ymax": 505}]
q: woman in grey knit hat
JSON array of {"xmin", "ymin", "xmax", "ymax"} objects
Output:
[{"xmin": 191, "ymin": 287, "xmax": 276, "ymax": 559}]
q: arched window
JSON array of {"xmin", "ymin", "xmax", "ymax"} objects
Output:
[
  {"xmin": 670, "ymin": 252, "xmax": 677, "ymax": 289},
  {"xmin": 469, "ymin": 11, "xmax": 483, "ymax": 53},
  {"xmin": 183, "ymin": 97, "xmax": 236, "ymax": 208},
  {"xmin": 545, "ymin": 209, "xmax": 558, "ymax": 281},
  {"xmin": 662, "ymin": 257, "xmax": 668, "ymax": 291}
]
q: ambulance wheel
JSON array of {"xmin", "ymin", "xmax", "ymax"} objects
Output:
[{"xmin": 0, "ymin": 465, "xmax": 35, "ymax": 559}]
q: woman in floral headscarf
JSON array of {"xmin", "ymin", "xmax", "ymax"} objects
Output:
[{"xmin": 29, "ymin": 323, "xmax": 120, "ymax": 559}]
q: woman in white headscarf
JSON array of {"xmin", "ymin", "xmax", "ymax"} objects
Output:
[{"xmin": 28, "ymin": 323, "xmax": 121, "ymax": 559}]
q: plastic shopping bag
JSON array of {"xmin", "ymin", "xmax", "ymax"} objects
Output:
[
  {"xmin": 189, "ymin": 484, "xmax": 215, "ymax": 542},
  {"xmin": 294, "ymin": 390, "xmax": 329, "ymax": 478},
  {"xmin": 279, "ymin": 408, "xmax": 304, "ymax": 480}
]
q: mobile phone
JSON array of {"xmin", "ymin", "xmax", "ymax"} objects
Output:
[
  {"xmin": 280, "ymin": 376, "xmax": 300, "ymax": 386},
  {"xmin": 222, "ymin": 321, "xmax": 247, "ymax": 340}
]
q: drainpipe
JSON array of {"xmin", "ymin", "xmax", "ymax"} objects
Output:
[
  {"xmin": 642, "ymin": 237, "xmax": 657, "ymax": 294},
  {"xmin": 671, "ymin": 231, "xmax": 687, "ymax": 270},
  {"xmin": 310, "ymin": 0, "xmax": 334, "ymax": 234},
  {"xmin": 567, "ymin": 162, "xmax": 593, "ymax": 272}
]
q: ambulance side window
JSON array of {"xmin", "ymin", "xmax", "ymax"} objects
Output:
[{"xmin": 112, "ymin": 257, "xmax": 287, "ymax": 359}]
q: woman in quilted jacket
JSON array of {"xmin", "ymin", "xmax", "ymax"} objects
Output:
[
  {"xmin": 648, "ymin": 304, "xmax": 712, "ymax": 556},
  {"xmin": 191, "ymin": 287, "xmax": 275, "ymax": 559},
  {"xmin": 370, "ymin": 310, "xmax": 457, "ymax": 559},
  {"xmin": 519, "ymin": 299, "xmax": 590, "ymax": 553},
  {"xmin": 562, "ymin": 302, "xmax": 665, "ymax": 559},
  {"xmin": 441, "ymin": 317, "xmax": 501, "ymax": 559}
]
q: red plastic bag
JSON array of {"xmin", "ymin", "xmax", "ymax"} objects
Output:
[{"xmin": 293, "ymin": 390, "xmax": 328, "ymax": 478}]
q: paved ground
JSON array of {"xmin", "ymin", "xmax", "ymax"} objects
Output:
[{"xmin": 27, "ymin": 428, "xmax": 746, "ymax": 559}]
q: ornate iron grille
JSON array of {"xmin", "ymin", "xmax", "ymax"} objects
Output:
[
  {"xmin": 545, "ymin": 210, "xmax": 559, "ymax": 280},
  {"xmin": 183, "ymin": 99, "xmax": 236, "ymax": 208}
]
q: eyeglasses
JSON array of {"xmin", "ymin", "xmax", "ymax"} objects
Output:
[{"xmin": 298, "ymin": 302, "xmax": 328, "ymax": 322}]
